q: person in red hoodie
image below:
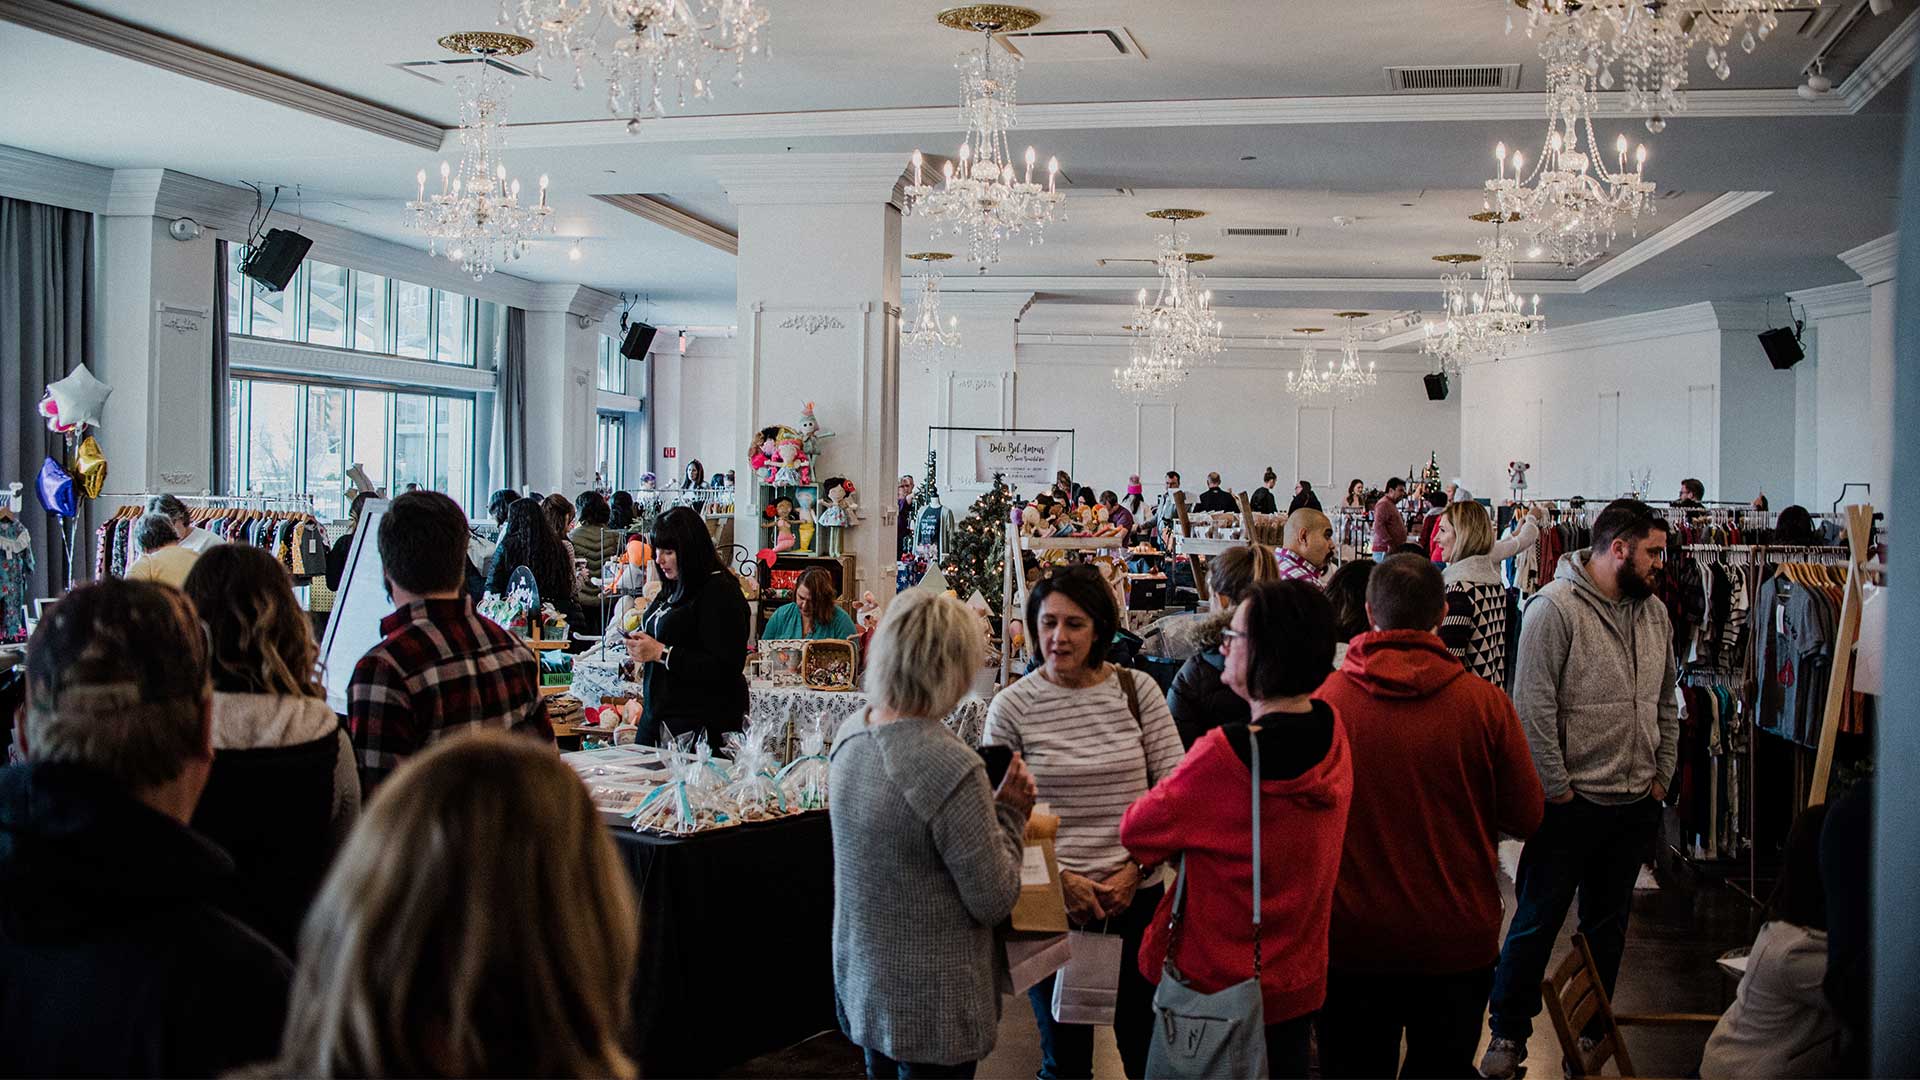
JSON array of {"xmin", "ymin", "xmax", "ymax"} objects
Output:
[
  {"xmin": 1121, "ymin": 580, "xmax": 1353, "ymax": 1078},
  {"xmin": 1311, "ymin": 554, "xmax": 1544, "ymax": 1078}
]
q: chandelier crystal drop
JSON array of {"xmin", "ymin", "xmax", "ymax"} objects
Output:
[
  {"xmin": 901, "ymin": 252, "xmax": 964, "ymax": 371},
  {"xmin": 1484, "ymin": 42, "xmax": 1657, "ymax": 268},
  {"xmin": 499, "ymin": 0, "xmax": 769, "ymax": 131},
  {"xmin": 1421, "ymin": 226, "xmax": 1546, "ymax": 375},
  {"xmin": 1127, "ymin": 210, "xmax": 1224, "ymax": 379},
  {"xmin": 406, "ymin": 35, "xmax": 554, "ymax": 280},
  {"xmin": 904, "ymin": 9, "xmax": 1063, "ymax": 273},
  {"xmin": 1112, "ymin": 329, "xmax": 1189, "ymax": 399},
  {"xmin": 1511, "ymin": 0, "xmax": 1813, "ymax": 124},
  {"xmin": 1331, "ymin": 312, "xmax": 1380, "ymax": 401},
  {"xmin": 1285, "ymin": 329, "xmax": 1334, "ymax": 400}
]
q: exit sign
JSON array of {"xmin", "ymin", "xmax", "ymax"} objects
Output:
[{"xmin": 662, "ymin": 447, "xmax": 677, "ymax": 459}]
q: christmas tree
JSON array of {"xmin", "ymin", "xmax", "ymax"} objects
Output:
[
  {"xmin": 909, "ymin": 448, "xmax": 939, "ymax": 517},
  {"xmin": 938, "ymin": 472, "xmax": 1014, "ymax": 615}
]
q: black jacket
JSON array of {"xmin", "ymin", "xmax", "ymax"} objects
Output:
[
  {"xmin": 0, "ymin": 762, "xmax": 292, "ymax": 1077},
  {"xmin": 487, "ymin": 545, "xmax": 582, "ymax": 629},
  {"xmin": 1248, "ymin": 487, "xmax": 1278, "ymax": 514},
  {"xmin": 639, "ymin": 570, "xmax": 750, "ymax": 748},
  {"xmin": 1167, "ymin": 648, "xmax": 1251, "ymax": 749},
  {"xmin": 1288, "ymin": 490, "xmax": 1323, "ymax": 513},
  {"xmin": 1194, "ymin": 488, "xmax": 1238, "ymax": 513}
]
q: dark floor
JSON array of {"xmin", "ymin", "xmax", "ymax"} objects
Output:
[{"xmin": 724, "ymin": 852, "xmax": 1756, "ymax": 1079}]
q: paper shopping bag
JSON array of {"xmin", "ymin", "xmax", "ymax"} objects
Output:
[
  {"xmin": 1006, "ymin": 933, "xmax": 1073, "ymax": 995},
  {"xmin": 1009, "ymin": 812, "xmax": 1069, "ymax": 933},
  {"xmin": 1051, "ymin": 928, "xmax": 1125, "ymax": 1026}
]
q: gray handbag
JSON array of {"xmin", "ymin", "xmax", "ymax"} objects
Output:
[{"xmin": 1144, "ymin": 730, "xmax": 1268, "ymax": 1079}]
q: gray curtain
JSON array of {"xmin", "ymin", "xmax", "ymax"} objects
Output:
[
  {"xmin": 0, "ymin": 196, "xmax": 93, "ymax": 601},
  {"xmin": 211, "ymin": 238, "xmax": 230, "ymax": 493},
  {"xmin": 496, "ymin": 305, "xmax": 529, "ymax": 490}
]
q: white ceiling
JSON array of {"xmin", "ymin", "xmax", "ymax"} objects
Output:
[{"xmin": 0, "ymin": 0, "xmax": 1910, "ymax": 334}]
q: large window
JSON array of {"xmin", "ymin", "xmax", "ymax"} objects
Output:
[
  {"xmin": 227, "ymin": 248, "xmax": 496, "ymax": 368},
  {"xmin": 597, "ymin": 413, "xmax": 626, "ymax": 490},
  {"xmin": 228, "ymin": 376, "xmax": 480, "ymax": 518},
  {"xmin": 597, "ymin": 334, "xmax": 628, "ymax": 394}
]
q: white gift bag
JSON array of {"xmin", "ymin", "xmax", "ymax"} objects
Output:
[{"xmin": 1050, "ymin": 928, "xmax": 1125, "ymax": 1026}]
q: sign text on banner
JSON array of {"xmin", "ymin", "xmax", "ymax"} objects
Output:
[{"xmin": 975, "ymin": 434, "xmax": 1062, "ymax": 485}]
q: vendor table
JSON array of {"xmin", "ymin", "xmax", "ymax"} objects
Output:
[{"xmin": 613, "ymin": 811, "xmax": 836, "ymax": 1077}]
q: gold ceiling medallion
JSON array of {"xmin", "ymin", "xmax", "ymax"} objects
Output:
[
  {"xmin": 1293, "ymin": 327, "xmax": 1326, "ymax": 334},
  {"xmin": 1182, "ymin": 253, "xmax": 1215, "ymax": 262},
  {"xmin": 1434, "ymin": 253, "xmax": 1483, "ymax": 265},
  {"xmin": 1334, "ymin": 311, "xmax": 1372, "ymax": 319},
  {"xmin": 1469, "ymin": 210, "xmax": 1523, "ymax": 224},
  {"xmin": 1146, "ymin": 208, "xmax": 1208, "ymax": 221},
  {"xmin": 436, "ymin": 31, "xmax": 535, "ymax": 57},
  {"xmin": 935, "ymin": 4, "xmax": 1044, "ymax": 32},
  {"xmin": 906, "ymin": 252, "xmax": 955, "ymax": 262}
]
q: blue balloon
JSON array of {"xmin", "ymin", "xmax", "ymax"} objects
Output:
[{"xmin": 36, "ymin": 456, "xmax": 76, "ymax": 518}]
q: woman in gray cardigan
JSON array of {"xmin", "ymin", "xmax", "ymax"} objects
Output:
[{"xmin": 830, "ymin": 590, "xmax": 1036, "ymax": 1078}]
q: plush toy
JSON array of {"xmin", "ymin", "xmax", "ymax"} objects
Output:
[
  {"xmin": 796, "ymin": 502, "xmax": 816, "ymax": 553},
  {"xmin": 749, "ymin": 425, "xmax": 796, "ymax": 485},
  {"xmin": 756, "ymin": 496, "xmax": 799, "ymax": 565},
  {"xmin": 771, "ymin": 437, "xmax": 810, "ymax": 487},
  {"xmin": 853, "ymin": 591, "xmax": 880, "ymax": 632},
  {"xmin": 797, "ymin": 401, "xmax": 834, "ymax": 457}
]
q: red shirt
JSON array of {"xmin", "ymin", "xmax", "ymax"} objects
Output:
[
  {"xmin": 1371, "ymin": 496, "xmax": 1408, "ymax": 552},
  {"xmin": 1121, "ymin": 714, "xmax": 1353, "ymax": 1023},
  {"xmin": 1314, "ymin": 630, "xmax": 1545, "ymax": 974}
]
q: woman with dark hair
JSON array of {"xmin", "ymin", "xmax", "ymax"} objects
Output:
[
  {"xmin": 1699, "ymin": 804, "xmax": 1842, "ymax": 1078},
  {"xmin": 623, "ymin": 505, "xmax": 749, "ymax": 747},
  {"xmin": 609, "ymin": 489, "xmax": 637, "ymax": 532},
  {"xmin": 488, "ymin": 497, "xmax": 580, "ymax": 629},
  {"xmin": 1323, "ymin": 559, "xmax": 1375, "ymax": 668},
  {"xmin": 1167, "ymin": 543, "xmax": 1282, "ymax": 747},
  {"xmin": 1344, "ymin": 478, "xmax": 1367, "ymax": 510},
  {"xmin": 1773, "ymin": 504, "xmax": 1821, "ymax": 546},
  {"xmin": 684, "ymin": 459, "xmax": 706, "ymax": 489},
  {"xmin": 762, "ymin": 566, "xmax": 857, "ymax": 641},
  {"xmin": 487, "ymin": 488, "xmax": 517, "ymax": 527},
  {"xmin": 983, "ymin": 564, "xmax": 1184, "ymax": 1080},
  {"xmin": 570, "ymin": 490, "xmax": 624, "ymax": 613},
  {"xmin": 183, "ymin": 544, "xmax": 359, "ymax": 955},
  {"xmin": 1250, "ymin": 468, "xmax": 1280, "ymax": 514},
  {"xmin": 1122, "ymin": 581, "xmax": 1354, "ymax": 1078},
  {"xmin": 1290, "ymin": 479, "xmax": 1323, "ymax": 514}
]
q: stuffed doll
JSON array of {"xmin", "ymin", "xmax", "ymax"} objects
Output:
[
  {"xmin": 771, "ymin": 437, "xmax": 810, "ymax": 487},
  {"xmin": 756, "ymin": 497, "xmax": 798, "ymax": 565},
  {"xmin": 797, "ymin": 401, "xmax": 834, "ymax": 457},
  {"xmin": 797, "ymin": 502, "xmax": 816, "ymax": 553}
]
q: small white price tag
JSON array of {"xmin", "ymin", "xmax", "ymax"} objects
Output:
[{"xmin": 1021, "ymin": 844, "xmax": 1051, "ymax": 886}]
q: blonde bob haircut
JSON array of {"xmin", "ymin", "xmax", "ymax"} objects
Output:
[
  {"xmin": 1441, "ymin": 499, "xmax": 1496, "ymax": 560},
  {"xmin": 863, "ymin": 589, "xmax": 982, "ymax": 720},
  {"xmin": 272, "ymin": 731, "xmax": 639, "ymax": 1079}
]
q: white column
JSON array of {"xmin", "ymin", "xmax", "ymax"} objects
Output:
[
  {"xmin": 898, "ymin": 290, "xmax": 1034, "ymax": 502},
  {"xmin": 522, "ymin": 283, "xmax": 619, "ymax": 496},
  {"xmin": 1840, "ymin": 233, "xmax": 1897, "ymax": 506},
  {"xmin": 1789, "ymin": 279, "xmax": 1873, "ymax": 510},
  {"xmin": 704, "ymin": 153, "xmax": 906, "ymax": 601}
]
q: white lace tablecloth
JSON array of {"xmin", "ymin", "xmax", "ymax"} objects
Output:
[{"xmin": 568, "ymin": 657, "xmax": 991, "ymax": 747}]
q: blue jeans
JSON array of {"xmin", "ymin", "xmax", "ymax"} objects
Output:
[
  {"xmin": 1487, "ymin": 795, "xmax": 1661, "ymax": 1042},
  {"xmin": 862, "ymin": 1048, "xmax": 976, "ymax": 1079},
  {"xmin": 1372, "ymin": 551, "xmax": 1389, "ymax": 563},
  {"xmin": 1025, "ymin": 883, "xmax": 1163, "ymax": 1079}
]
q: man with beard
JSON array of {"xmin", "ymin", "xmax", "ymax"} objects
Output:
[{"xmin": 1478, "ymin": 499, "xmax": 1677, "ymax": 1079}]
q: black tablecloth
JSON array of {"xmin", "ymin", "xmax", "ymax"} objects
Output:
[{"xmin": 612, "ymin": 811, "xmax": 836, "ymax": 1077}]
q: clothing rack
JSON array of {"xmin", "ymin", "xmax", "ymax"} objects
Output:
[{"xmin": 95, "ymin": 492, "xmax": 328, "ymax": 582}]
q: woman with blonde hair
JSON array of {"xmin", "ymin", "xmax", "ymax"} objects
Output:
[
  {"xmin": 265, "ymin": 731, "xmax": 638, "ymax": 1078},
  {"xmin": 183, "ymin": 543, "xmax": 359, "ymax": 954},
  {"xmin": 832, "ymin": 590, "xmax": 1036, "ymax": 1076},
  {"xmin": 1432, "ymin": 500, "xmax": 1543, "ymax": 686}
]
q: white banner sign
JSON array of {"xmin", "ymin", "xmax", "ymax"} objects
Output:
[{"xmin": 974, "ymin": 434, "xmax": 1063, "ymax": 485}]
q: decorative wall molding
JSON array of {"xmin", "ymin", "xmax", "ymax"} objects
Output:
[
  {"xmin": 593, "ymin": 193, "xmax": 738, "ymax": 255},
  {"xmin": 776, "ymin": 313, "xmax": 848, "ymax": 335},
  {"xmin": 1841, "ymin": 7, "xmax": 1920, "ymax": 112},
  {"xmin": 1573, "ymin": 191, "xmax": 1772, "ymax": 291},
  {"xmin": 157, "ymin": 471, "xmax": 197, "ymax": 486},
  {"xmin": 701, "ymin": 153, "xmax": 908, "ymax": 207},
  {"xmin": 598, "ymin": 390, "xmax": 641, "ymax": 413},
  {"xmin": 0, "ymin": 143, "xmax": 113, "ymax": 213},
  {"xmin": 230, "ymin": 336, "xmax": 496, "ymax": 393},
  {"xmin": 0, "ymin": 0, "xmax": 444, "ymax": 149},
  {"xmin": 527, "ymin": 282, "xmax": 622, "ymax": 320},
  {"xmin": 1839, "ymin": 232, "xmax": 1898, "ymax": 286},
  {"xmin": 1486, "ymin": 301, "xmax": 1725, "ymax": 360},
  {"xmin": 1789, "ymin": 279, "xmax": 1872, "ymax": 320}
]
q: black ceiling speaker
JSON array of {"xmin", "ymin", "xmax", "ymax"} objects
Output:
[
  {"xmin": 240, "ymin": 228, "xmax": 312, "ymax": 292},
  {"xmin": 620, "ymin": 322, "xmax": 659, "ymax": 360},
  {"xmin": 1759, "ymin": 324, "xmax": 1805, "ymax": 370},
  {"xmin": 1424, "ymin": 372, "xmax": 1450, "ymax": 400}
]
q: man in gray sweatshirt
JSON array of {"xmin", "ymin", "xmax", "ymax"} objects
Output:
[{"xmin": 1479, "ymin": 499, "xmax": 1678, "ymax": 1079}]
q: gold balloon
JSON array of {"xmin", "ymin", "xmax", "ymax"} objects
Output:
[{"xmin": 72, "ymin": 435, "xmax": 107, "ymax": 499}]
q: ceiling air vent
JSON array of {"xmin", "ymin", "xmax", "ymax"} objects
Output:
[
  {"xmin": 1384, "ymin": 64, "xmax": 1522, "ymax": 93},
  {"xmin": 1001, "ymin": 27, "xmax": 1145, "ymax": 63},
  {"xmin": 1220, "ymin": 226, "xmax": 1296, "ymax": 239}
]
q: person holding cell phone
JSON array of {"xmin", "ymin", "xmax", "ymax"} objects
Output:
[{"xmin": 621, "ymin": 507, "xmax": 748, "ymax": 749}]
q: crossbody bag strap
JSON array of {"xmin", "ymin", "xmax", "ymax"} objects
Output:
[
  {"xmin": 1116, "ymin": 664, "xmax": 1144, "ymax": 730},
  {"xmin": 1250, "ymin": 726, "xmax": 1264, "ymax": 980}
]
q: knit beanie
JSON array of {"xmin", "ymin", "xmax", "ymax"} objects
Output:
[{"xmin": 1126, "ymin": 475, "xmax": 1143, "ymax": 496}]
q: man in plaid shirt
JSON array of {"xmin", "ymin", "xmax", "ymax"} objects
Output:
[
  {"xmin": 1276, "ymin": 508, "xmax": 1335, "ymax": 584},
  {"xmin": 347, "ymin": 491, "xmax": 551, "ymax": 790}
]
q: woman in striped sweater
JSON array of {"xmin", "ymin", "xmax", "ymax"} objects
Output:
[
  {"xmin": 1434, "ymin": 500, "xmax": 1542, "ymax": 687},
  {"xmin": 984, "ymin": 564, "xmax": 1185, "ymax": 1080}
]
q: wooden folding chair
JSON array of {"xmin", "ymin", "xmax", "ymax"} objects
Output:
[{"xmin": 1542, "ymin": 933, "xmax": 1719, "ymax": 1078}]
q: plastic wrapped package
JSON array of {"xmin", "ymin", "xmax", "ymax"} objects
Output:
[
  {"xmin": 776, "ymin": 714, "xmax": 832, "ymax": 812},
  {"xmin": 723, "ymin": 729, "xmax": 790, "ymax": 821}
]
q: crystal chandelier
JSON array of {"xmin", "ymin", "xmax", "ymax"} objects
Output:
[
  {"xmin": 1331, "ymin": 312, "xmax": 1380, "ymax": 400},
  {"xmin": 1127, "ymin": 209, "xmax": 1224, "ymax": 377},
  {"xmin": 1421, "ymin": 220, "xmax": 1546, "ymax": 374},
  {"xmin": 905, "ymin": 6, "xmax": 1063, "ymax": 273},
  {"xmin": 901, "ymin": 252, "xmax": 963, "ymax": 370},
  {"xmin": 1484, "ymin": 44, "xmax": 1656, "ymax": 268},
  {"xmin": 1112, "ymin": 326, "xmax": 1189, "ymax": 399},
  {"xmin": 406, "ymin": 34, "xmax": 554, "ymax": 280},
  {"xmin": 500, "ymin": 0, "xmax": 769, "ymax": 131},
  {"xmin": 1285, "ymin": 329, "xmax": 1334, "ymax": 400},
  {"xmin": 1511, "ymin": 0, "xmax": 1814, "ymax": 127}
]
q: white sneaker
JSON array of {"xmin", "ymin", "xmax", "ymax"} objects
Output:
[
  {"xmin": 1480, "ymin": 1035, "xmax": 1528, "ymax": 1079},
  {"xmin": 1634, "ymin": 864, "xmax": 1660, "ymax": 891}
]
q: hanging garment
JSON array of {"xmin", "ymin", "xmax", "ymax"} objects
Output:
[{"xmin": 0, "ymin": 519, "xmax": 33, "ymax": 640}]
